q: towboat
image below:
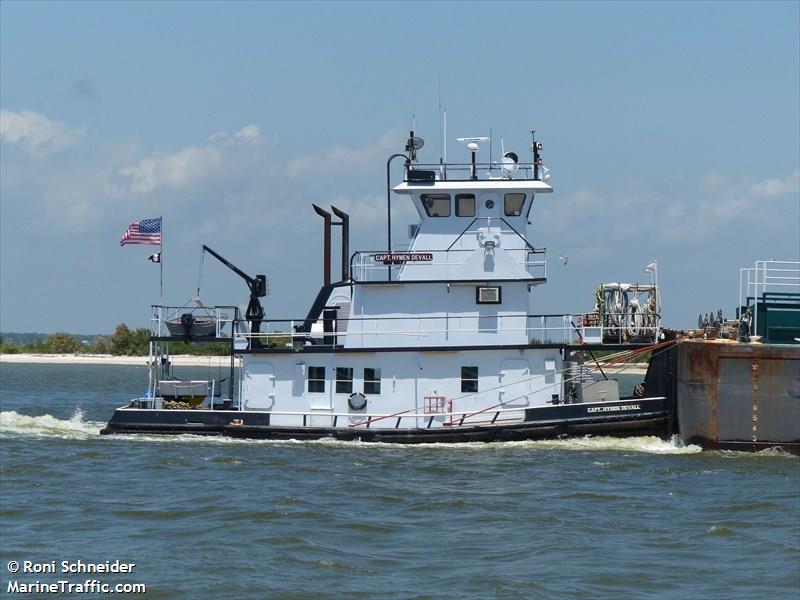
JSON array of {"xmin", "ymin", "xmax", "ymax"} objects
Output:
[{"xmin": 102, "ymin": 130, "xmax": 675, "ymax": 442}]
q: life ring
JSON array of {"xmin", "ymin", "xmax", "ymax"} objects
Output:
[{"xmin": 348, "ymin": 392, "xmax": 367, "ymax": 411}]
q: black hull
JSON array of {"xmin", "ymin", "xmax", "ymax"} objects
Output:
[{"xmin": 100, "ymin": 398, "xmax": 672, "ymax": 444}]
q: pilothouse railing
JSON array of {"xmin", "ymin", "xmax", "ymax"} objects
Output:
[{"xmin": 407, "ymin": 162, "xmax": 547, "ymax": 182}]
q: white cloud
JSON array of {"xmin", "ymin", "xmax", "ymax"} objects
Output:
[
  {"xmin": 748, "ymin": 169, "xmax": 799, "ymax": 200},
  {"xmin": 538, "ymin": 167, "xmax": 799, "ymax": 246},
  {"xmin": 2, "ymin": 124, "xmax": 412, "ymax": 240},
  {"xmin": 118, "ymin": 124, "xmax": 261, "ymax": 194},
  {"xmin": 120, "ymin": 145, "xmax": 223, "ymax": 194},
  {"xmin": 0, "ymin": 108, "xmax": 84, "ymax": 157},
  {"xmin": 285, "ymin": 128, "xmax": 402, "ymax": 177},
  {"xmin": 209, "ymin": 124, "xmax": 263, "ymax": 146},
  {"xmin": 235, "ymin": 125, "xmax": 261, "ymax": 143}
]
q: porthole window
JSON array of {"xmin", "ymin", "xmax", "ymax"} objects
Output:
[
  {"xmin": 364, "ymin": 368, "xmax": 381, "ymax": 394},
  {"xmin": 308, "ymin": 366, "xmax": 325, "ymax": 393},
  {"xmin": 461, "ymin": 366, "xmax": 479, "ymax": 393},
  {"xmin": 421, "ymin": 194, "xmax": 451, "ymax": 217},
  {"xmin": 455, "ymin": 194, "xmax": 476, "ymax": 217},
  {"xmin": 335, "ymin": 367, "xmax": 353, "ymax": 394},
  {"xmin": 504, "ymin": 193, "xmax": 525, "ymax": 216}
]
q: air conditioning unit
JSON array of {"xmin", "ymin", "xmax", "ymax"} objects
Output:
[{"xmin": 476, "ymin": 286, "xmax": 501, "ymax": 304}]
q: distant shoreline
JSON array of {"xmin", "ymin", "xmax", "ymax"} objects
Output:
[{"xmin": 0, "ymin": 353, "xmax": 237, "ymax": 367}]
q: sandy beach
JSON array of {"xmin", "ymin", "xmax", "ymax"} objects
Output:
[{"xmin": 0, "ymin": 353, "xmax": 238, "ymax": 367}]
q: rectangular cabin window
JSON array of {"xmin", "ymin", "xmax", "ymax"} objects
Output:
[
  {"xmin": 504, "ymin": 193, "xmax": 526, "ymax": 216},
  {"xmin": 308, "ymin": 366, "xmax": 326, "ymax": 393},
  {"xmin": 335, "ymin": 367, "xmax": 353, "ymax": 394},
  {"xmin": 364, "ymin": 368, "xmax": 381, "ymax": 395},
  {"xmin": 421, "ymin": 194, "xmax": 451, "ymax": 217},
  {"xmin": 455, "ymin": 194, "xmax": 476, "ymax": 217},
  {"xmin": 461, "ymin": 366, "xmax": 479, "ymax": 393},
  {"xmin": 476, "ymin": 286, "xmax": 502, "ymax": 304}
]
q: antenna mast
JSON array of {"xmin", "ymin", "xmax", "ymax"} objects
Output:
[{"xmin": 443, "ymin": 108, "xmax": 447, "ymax": 163}]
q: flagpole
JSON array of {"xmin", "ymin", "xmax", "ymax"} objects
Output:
[{"xmin": 159, "ymin": 216, "xmax": 164, "ymax": 303}]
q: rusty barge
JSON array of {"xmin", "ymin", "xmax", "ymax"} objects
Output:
[
  {"xmin": 668, "ymin": 260, "xmax": 800, "ymax": 453},
  {"xmin": 674, "ymin": 340, "xmax": 800, "ymax": 453}
]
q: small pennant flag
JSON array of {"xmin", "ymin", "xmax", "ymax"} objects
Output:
[
  {"xmin": 120, "ymin": 217, "xmax": 161, "ymax": 246},
  {"xmin": 644, "ymin": 261, "xmax": 657, "ymax": 273},
  {"xmin": 148, "ymin": 252, "xmax": 161, "ymax": 263}
]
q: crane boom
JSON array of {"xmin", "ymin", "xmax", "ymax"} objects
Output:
[{"xmin": 201, "ymin": 244, "xmax": 267, "ymax": 341}]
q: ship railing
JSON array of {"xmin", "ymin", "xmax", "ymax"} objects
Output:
[
  {"xmin": 150, "ymin": 304, "xmax": 240, "ymax": 338},
  {"xmin": 407, "ymin": 162, "xmax": 547, "ymax": 182},
  {"xmin": 351, "ymin": 249, "xmax": 469, "ymax": 282},
  {"xmin": 350, "ymin": 248, "xmax": 546, "ymax": 282},
  {"xmin": 230, "ymin": 312, "xmax": 659, "ymax": 349},
  {"xmin": 739, "ymin": 259, "xmax": 800, "ymax": 340},
  {"xmin": 234, "ymin": 405, "xmax": 531, "ymax": 429},
  {"xmin": 525, "ymin": 252, "xmax": 547, "ymax": 279}
]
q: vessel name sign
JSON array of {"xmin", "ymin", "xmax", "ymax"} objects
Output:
[
  {"xmin": 373, "ymin": 253, "xmax": 434, "ymax": 263},
  {"xmin": 586, "ymin": 404, "xmax": 641, "ymax": 413}
]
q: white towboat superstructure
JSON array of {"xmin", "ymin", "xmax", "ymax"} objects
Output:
[{"xmin": 103, "ymin": 130, "xmax": 673, "ymax": 441}]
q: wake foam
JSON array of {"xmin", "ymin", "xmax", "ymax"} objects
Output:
[
  {"xmin": 0, "ymin": 411, "xmax": 702, "ymax": 454},
  {"xmin": 506, "ymin": 434, "xmax": 703, "ymax": 454},
  {"xmin": 0, "ymin": 409, "xmax": 103, "ymax": 439},
  {"xmin": 142, "ymin": 433, "xmax": 701, "ymax": 454}
]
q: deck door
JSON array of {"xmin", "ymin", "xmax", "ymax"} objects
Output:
[
  {"xmin": 242, "ymin": 360, "xmax": 275, "ymax": 410},
  {"xmin": 499, "ymin": 359, "xmax": 531, "ymax": 416}
]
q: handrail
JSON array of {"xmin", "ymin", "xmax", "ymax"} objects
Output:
[
  {"xmin": 150, "ymin": 304, "xmax": 240, "ymax": 337},
  {"xmin": 230, "ymin": 311, "xmax": 660, "ymax": 348},
  {"xmin": 739, "ymin": 260, "xmax": 800, "ymax": 336},
  {"xmin": 350, "ymin": 245, "xmax": 546, "ymax": 282},
  {"xmin": 406, "ymin": 162, "xmax": 547, "ymax": 182}
]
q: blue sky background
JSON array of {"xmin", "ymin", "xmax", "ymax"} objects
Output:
[{"xmin": 1, "ymin": 1, "xmax": 798, "ymax": 333}]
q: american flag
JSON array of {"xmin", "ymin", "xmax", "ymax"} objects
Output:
[{"xmin": 120, "ymin": 218, "xmax": 162, "ymax": 246}]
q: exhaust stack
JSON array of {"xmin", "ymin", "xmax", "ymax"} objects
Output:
[
  {"xmin": 312, "ymin": 204, "xmax": 332, "ymax": 287},
  {"xmin": 331, "ymin": 205, "xmax": 350, "ymax": 281}
]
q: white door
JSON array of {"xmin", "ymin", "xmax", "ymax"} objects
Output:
[
  {"xmin": 499, "ymin": 359, "xmax": 531, "ymax": 409},
  {"xmin": 242, "ymin": 360, "xmax": 275, "ymax": 410}
]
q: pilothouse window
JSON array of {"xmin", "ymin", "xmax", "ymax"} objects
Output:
[
  {"xmin": 455, "ymin": 194, "xmax": 476, "ymax": 217},
  {"xmin": 504, "ymin": 193, "xmax": 526, "ymax": 216},
  {"xmin": 308, "ymin": 366, "xmax": 325, "ymax": 393},
  {"xmin": 421, "ymin": 194, "xmax": 451, "ymax": 217}
]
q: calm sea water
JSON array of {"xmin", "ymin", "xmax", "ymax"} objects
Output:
[{"xmin": 1, "ymin": 363, "xmax": 798, "ymax": 599}]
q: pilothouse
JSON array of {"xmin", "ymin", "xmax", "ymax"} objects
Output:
[{"xmin": 102, "ymin": 126, "xmax": 673, "ymax": 442}]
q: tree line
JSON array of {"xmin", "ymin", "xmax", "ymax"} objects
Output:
[{"xmin": 0, "ymin": 324, "xmax": 230, "ymax": 356}]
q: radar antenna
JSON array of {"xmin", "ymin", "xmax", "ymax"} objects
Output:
[{"xmin": 456, "ymin": 136, "xmax": 489, "ymax": 180}]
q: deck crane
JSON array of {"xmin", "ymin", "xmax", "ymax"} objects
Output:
[{"xmin": 201, "ymin": 244, "xmax": 268, "ymax": 342}]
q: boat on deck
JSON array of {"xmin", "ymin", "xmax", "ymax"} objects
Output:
[{"xmin": 102, "ymin": 129, "xmax": 675, "ymax": 442}]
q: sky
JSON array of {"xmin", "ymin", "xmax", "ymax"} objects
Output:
[{"xmin": 1, "ymin": 1, "xmax": 798, "ymax": 334}]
